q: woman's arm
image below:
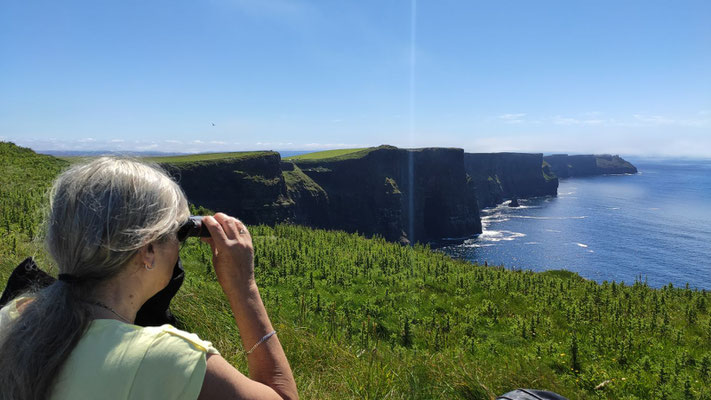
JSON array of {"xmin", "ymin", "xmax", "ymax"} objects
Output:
[{"xmin": 197, "ymin": 213, "xmax": 298, "ymax": 400}]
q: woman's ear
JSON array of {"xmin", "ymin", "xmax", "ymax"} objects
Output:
[{"xmin": 137, "ymin": 243, "xmax": 156, "ymax": 270}]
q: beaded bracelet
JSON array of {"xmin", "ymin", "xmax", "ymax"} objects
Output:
[{"xmin": 246, "ymin": 330, "xmax": 277, "ymax": 355}]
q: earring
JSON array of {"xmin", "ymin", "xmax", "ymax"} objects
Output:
[{"xmin": 144, "ymin": 261, "xmax": 155, "ymax": 271}]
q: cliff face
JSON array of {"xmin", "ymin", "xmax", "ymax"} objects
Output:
[
  {"xmin": 162, "ymin": 147, "xmax": 577, "ymax": 244},
  {"xmin": 161, "ymin": 152, "xmax": 294, "ymax": 225},
  {"xmin": 464, "ymin": 153, "xmax": 559, "ymax": 209},
  {"xmin": 290, "ymin": 146, "xmax": 481, "ymax": 244},
  {"xmin": 280, "ymin": 161, "xmax": 330, "ymax": 227},
  {"xmin": 544, "ymin": 154, "xmax": 637, "ymax": 178}
]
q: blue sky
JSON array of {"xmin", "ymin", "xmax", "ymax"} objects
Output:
[{"xmin": 1, "ymin": 0, "xmax": 710, "ymax": 156}]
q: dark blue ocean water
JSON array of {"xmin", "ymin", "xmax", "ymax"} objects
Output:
[{"xmin": 439, "ymin": 159, "xmax": 711, "ymax": 289}]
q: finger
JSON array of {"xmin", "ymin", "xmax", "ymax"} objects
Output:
[
  {"xmin": 203, "ymin": 215, "xmax": 229, "ymax": 244},
  {"xmin": 221, "ymin": 216, "xmax": 242, "ymax": 239},
  {"xmin": 237, "ymin": 220, "xmax": 249, "ymax": 236}
]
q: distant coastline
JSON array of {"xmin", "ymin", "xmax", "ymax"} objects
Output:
[{"xmin": 31, "ymin": 143, "xmax": 638, "ymax": 245}]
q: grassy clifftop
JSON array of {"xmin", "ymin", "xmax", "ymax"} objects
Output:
[
  {"xmin": 147, "ymin": 151, "xmax": 274, "ymax": 165},
  {"xmin": 1, "ymin": 142, "xmax": 709, "ymax": 399},
  {"xmin": 285, "ymin": 147, "xmax": 374, "ymax": 162}
]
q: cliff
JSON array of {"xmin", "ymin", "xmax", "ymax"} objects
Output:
[
  {"xmin": 288, "ymin": 145, "xmax": 481, "ymax": 244},
  {"xmin": 464, "ymin": 153, "xmax": 559, "ymax": 209},
  {"xmin": 544, "ymin": 154, "xmax": 637, "ymax": 178},
  {"xmin": 159, "ymin": 147, "xmax": 581, "ymax": 244},
  {"xmin": 280, "ymin": 161, "xmax": 330, "ymax": 227},
  {"xmin": 159, "ymin": 152, "xmax": 294, "ymax": 225}
]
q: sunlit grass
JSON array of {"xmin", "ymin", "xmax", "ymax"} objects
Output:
[
  {"xmin": 146, "ymin": 151, "xmax": 273, "ymax": 164},
  {"xmin": 285, "ymin": 148, "xmax": 371, "ymax": 162}
]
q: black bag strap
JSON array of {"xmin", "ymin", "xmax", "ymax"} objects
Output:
[
  {"xmin": 497, "ymin": 389, "xmax": 569, "ymax": 400},
  {"xmin": 0, "ymin": 257, "xmax": 54, "ymax": 308},
  {"xmin": 0, "ymin": 257, "xmax": 185, "ymax": 327}
]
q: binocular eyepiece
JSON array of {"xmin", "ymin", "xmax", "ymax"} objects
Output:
[{"xmin": 177, "ymin": 216, "xmax": 211, "ymax": 242}]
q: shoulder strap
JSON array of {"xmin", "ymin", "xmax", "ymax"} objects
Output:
[{"xmin": 0, "ymin": 257, "xmax": 54, "ymax": 308}]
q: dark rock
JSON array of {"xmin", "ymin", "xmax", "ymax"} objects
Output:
[
  {"xmin": 160, "ymin": 152, "xmax": 294, "ymax": 225},
  {"xmin": 163, "ymin": 147, "xmax": 618, "ymax": 245},
  {"xmin": 291, "ymin": 145, "xmax": 482, "ymax": 244},
  {"xmin": 464, "ymin": 153, "xmax": 558, "ymax": 209},
  {"xmin": 543, "ymin": 154, "xmax": 637, "ymax": 178},
  {"xmin": 282, "ymin": 162, "xmax": 330, "ymax": 227},
  {"xmin": 508, "ymin": 197, "xmax": 520, "ymax": 207}
]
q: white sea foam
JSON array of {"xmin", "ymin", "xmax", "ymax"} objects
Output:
[
  {"xmin": 575, "ymin": 243, "xmax": 588, "ymax": 248},
  {"xmin": 503, "ymin": 200, "xmax": 540, "ymax": 209},
  {"xmin": 462, "ymin": 242, "xmax": 496, "ymax": 248},
  {"xmin": 478, "ymin": 230, "xmax": 526, "ymax": 242},
  {"xmin": 512, "ymin": 215, "xmax": 587, "ymax": 220},
  {"xmin": 609, "ymin": 207, "xmax": 621, "ymax": 210},
  {"xmin": 544, "ymin": 229, "xmax": 561, "ymax": 233},
  {"xmin": 524, "ymin": 241, "xmax": 541, "ymax": 245},
  {"xmin": 482, "ymin": 215, "xmax": 510, "ymax": 222}
]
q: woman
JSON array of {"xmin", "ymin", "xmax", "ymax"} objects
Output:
[{"xmin": 0, "ymin": 157, "xmax": 298, "ymax": 400}]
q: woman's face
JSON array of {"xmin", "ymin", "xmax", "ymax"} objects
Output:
[{"xmin": 150, "ymin": 234, "xmax": 181, "ymax": 292}]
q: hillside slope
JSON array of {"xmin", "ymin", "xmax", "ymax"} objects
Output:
[
  {"xmin": 0, "ymin": 142, "xmax": 709, "ymax": 399},
  {"xmin": 0, "ymin": 142, "xmax": 68, "ymax": 279}
]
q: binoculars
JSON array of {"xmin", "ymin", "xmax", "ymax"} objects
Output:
[{"xmin": 177, "ymin": 216, "xmax": 211, "ymax": 242}]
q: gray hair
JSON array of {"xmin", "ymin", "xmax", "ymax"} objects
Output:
[{"xmin": 0, "ymin": 157, "xmax": 189, "ymax": 400}]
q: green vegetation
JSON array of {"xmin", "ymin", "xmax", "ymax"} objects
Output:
[
  {"xmin": 146, "ymin": 151, "xmax": 273, "ymax": 164},
  {"xmin": 1, "ymin": 141, "xmax": 710, "ymax": 399},
  {"xmin": 542, "ymin": 160, "xmax": 556, "ymax": 181},
  {"xmin": 285, "ymin": 148, "xmax": 371, "ymax": 162},
  {"xmin": 282, "ymin": 163, "xmax": 326, "ymax": 196},
  {"xmin": 55, "ymin": 151, "xmax": 273, "ymax": 166},
  {"xmin": 595, "ymin": 155, "xmax": 636, "ymax": 171},
  {"xmin": 0, "ymin": 142, "xmax": 67, "ymax": 283},
  {"xmin": 384, "ymin": 177, "xmax": 401, "ymax": 195},
  {"xmin": 177, "ymin": 226, "xmax": 711, "ymax": 399}
]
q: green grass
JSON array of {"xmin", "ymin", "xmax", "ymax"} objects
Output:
[
  {"xmin": 542, "ymin": 160, "xmax": 557, "ymax": 181},
  {"xmin": 0, "ymin": 142, "xmax": 68, "ymax": 282},
  {"xmin": 595, "ymin": 155, "xmax": 636, "ymax": 171},
  {"xmin": 174, "ymin": 225, "xmax": 711, "ymax": 399},
  {"xmin": 282, "ymin": 164, "xmax": 327, "ymax": 195},
  {"xmin": 1, "ymin": 141, "xmax": 710, "ymax": 399},
  {"xmin": 285, "ymin": 148, "xmax": 371, "ymax": 162},
  {"xmin": 146, "ymin": 151, "xmax": 273, "ymax": 164}
]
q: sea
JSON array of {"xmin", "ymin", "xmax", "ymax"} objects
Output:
[{"xmin": 438, "ymin": 158, "xmax": 711, "ymax": 290}]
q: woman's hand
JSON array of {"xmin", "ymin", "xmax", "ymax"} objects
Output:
[
  {"xmin": 201, "ymin": 213, "xmax": 255, "ymax": 295},
  {"xmin": 198, "ymin": 213, "xmax": 299, "ymax": 400}
]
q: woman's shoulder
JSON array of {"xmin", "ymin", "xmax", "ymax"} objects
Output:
[
  {"xmin": 54, "ymin": 321, "xmax": 220, "ymax": 399},
  {"xmin": 126, "ymin": 323, "xmax": 219, "ymax": 399},
  {"xmin": 89, "ymin": 319, "xmax": 219, "ymax": 355},
  {"xmin": 136, "ymin": 323, "xmax": 220, "ymax": 355}
]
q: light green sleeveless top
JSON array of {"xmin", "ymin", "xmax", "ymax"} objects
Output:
[{"xmin": 0, "ymin": 297, "xmax": 219, "ymax": 400}]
